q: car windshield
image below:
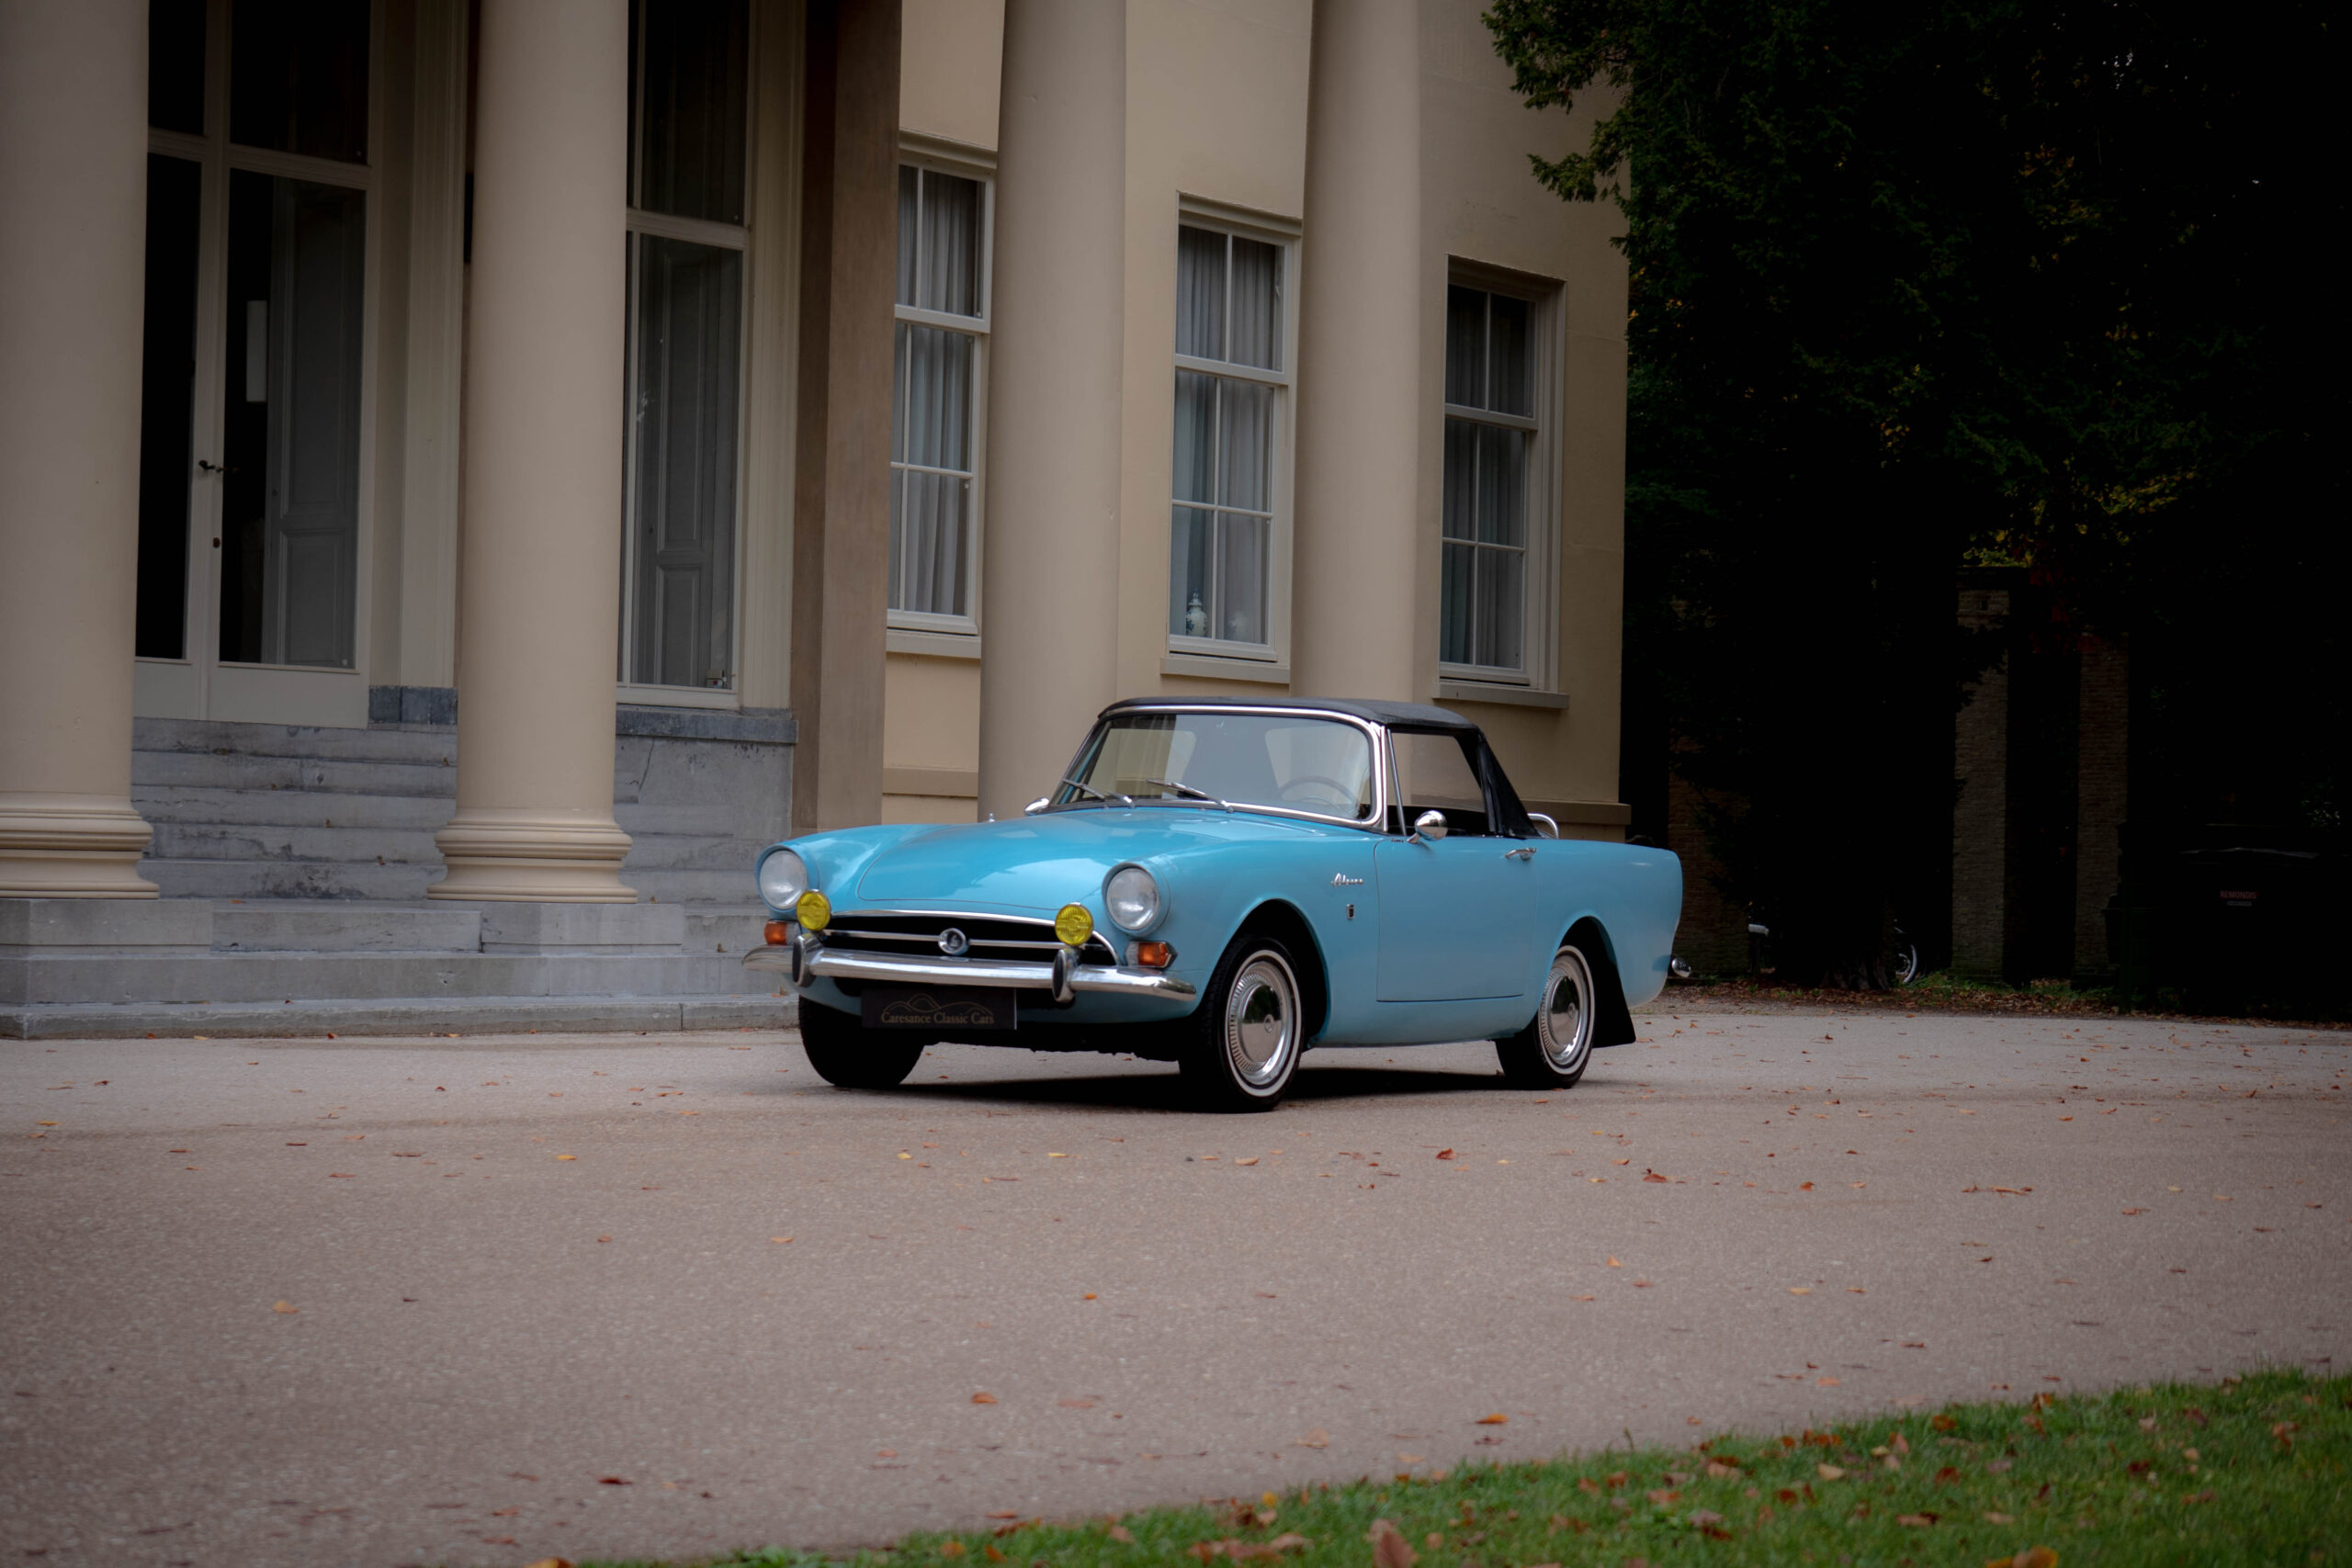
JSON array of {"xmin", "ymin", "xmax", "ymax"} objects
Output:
[{"xmin": 1057, "ymin": 711, "xmax": 1377, "ymax": 821}]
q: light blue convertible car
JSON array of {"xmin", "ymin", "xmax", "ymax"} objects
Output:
[{"xmin": 745, "ymin": 698, "xmax": 1683, "ymax": 1111}]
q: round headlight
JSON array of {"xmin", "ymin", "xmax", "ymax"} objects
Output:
[
  {"xmin": 757, "ymin": 848, "xmax": 808, "ymax": 912},
  {"xmin": 1104, "ymin": 864, "xmax": 1160, "ymax": 931}
]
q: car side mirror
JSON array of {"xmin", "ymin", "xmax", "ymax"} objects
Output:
[
  {"xmin": 1411, "ymin": 808, "xmax": 1449, "ymax": 841},
  {"xmin": 1529, "ymin": 812, "xmax": 1560, "ymax": 840},
  {"xmin": 1023, "ymin": 796, "xmax": 1050, "ymax": 816}
]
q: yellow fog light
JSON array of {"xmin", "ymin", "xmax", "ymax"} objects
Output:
[
  {"xmin": 1054, "ymin": 903, "xmax": 1093, "ymax": 947},
  {"xmin": 795, "ymin": 890, "xmax": 831, "ymax": 931}
]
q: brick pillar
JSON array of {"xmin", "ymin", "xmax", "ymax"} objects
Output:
[
  {"xmin": 2072, "ymin": 633, "xmax": 2130, "ymax": 982},
  {"xmin": 1951, "ymin": 582, "xmax": 2012, "ymax": 978}
]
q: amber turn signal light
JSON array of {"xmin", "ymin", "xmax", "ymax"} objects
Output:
[
  {"xmin": 763, "ymin": 920, "xmax": 791, "ymax": 946},
  {"xmin": 1133, "ymin": 941, "xmax": 1173, "ymax": 969}
]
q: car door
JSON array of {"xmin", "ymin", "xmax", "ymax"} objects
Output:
[{"xmin": 1373, "ymin": 730, "xmax": 1538, "ymax": 1000}]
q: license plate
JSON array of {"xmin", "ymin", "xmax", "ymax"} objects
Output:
[{"xmin": 861, "ymin": 985, "xmax": 1017, "ymax": 1031}]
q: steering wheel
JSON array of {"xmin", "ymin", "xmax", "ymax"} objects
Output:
[{"xmin": 1278, "ymin": 774, "xmax": 1359, "ymax": 811}]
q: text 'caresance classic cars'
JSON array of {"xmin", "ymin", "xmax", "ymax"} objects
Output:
[{"xmin": 747, "ymin": 698, "xmax": 1685, "ymax": 1111}]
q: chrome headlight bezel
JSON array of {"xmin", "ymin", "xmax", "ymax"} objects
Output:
[
  {"xmin": 1102, "ymin": 862, "xmax": 1163, "ymax": 934},
  {"xmin": 756, "ymin": 847, "xmax": 809, "ymax": 914}
]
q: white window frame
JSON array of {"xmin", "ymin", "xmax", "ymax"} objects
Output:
[
  {"xmin": 616, "ymin": 0, "xmax": 757, "ymax": 710},
  {"xmin": 1166, "ymin": 196, "xmax": 1299, "ymax": 669},
  {"xmin": 1437, "ymin": 260, "xmax": 1562, "ymax": 691},
  {"xmin": 887, "ymin": 136, "xmax": 994, "ymax": 649}
]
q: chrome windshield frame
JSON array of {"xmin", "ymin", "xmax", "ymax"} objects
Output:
[{"xmin": 1048, "ymin": 704, "xmax": 1392, "ymax": 833}]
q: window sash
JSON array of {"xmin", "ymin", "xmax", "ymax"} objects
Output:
[
  {"xmin": 888, "ymin": 161, "xmax": 991, "ymax": 634},
  {"xmin": 1438, "ymin": 277, "xmax": 1550, "ymax": 682},
  {"xmin": 1170, "ymin": 220, "xmax": 1291, "ymax": 658}
]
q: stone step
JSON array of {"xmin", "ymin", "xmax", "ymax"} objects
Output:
[
  {"xmin": 615, "ymin": 832, "xmax": 770, "ymax": 873},
  {"xmin": 133, "ymin": 716, "xmax": 459, "ymax": 765},
  {"xmin": 131, "ymin": 785, "xmax": 456, "ymax": 832},
  {"xmin": 6, "ymin": 949, "xmax": 765, "ymax": 1006},
  {"xmin": 148, "ymin": 820, "xmax": 446, "ymax": 866},
  {"xmin": 2, "ymin": 993, "xmax": 793, "ymax": 1040},
  {"xmin": 133, "ymin": 749, "xmax": 460, "ymax": 799},
  {"xmin": 211, "ymin": 901, "xmax": 482, "ymax": 954},
  {"xmin": 684, "ymin": 907, "xmax": 771, "ymax": 956},
  {"xmin": 142, "ymin": 858, "xmax": 443, "ymax": 902},
  {"xmin": 620, "ymin": 868, "xmax": 757, "ymax": 905}
]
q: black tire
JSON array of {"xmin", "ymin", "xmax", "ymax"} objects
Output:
[
  {"xmin": 797, "ymin": 998, "xmax": 927, "ymax": 1089},
  {"xmin": 1176, "ymin": 932, "xmax": 1306, "ymax": 1112},
  {"xmin": 1495, "ymin": 942, "xmax": 1599, "ymax": 1089}
]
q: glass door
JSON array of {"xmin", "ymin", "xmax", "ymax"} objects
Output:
[{"xmin": 134, "ymin": 0, "xmax": 376, "ymax": 728}]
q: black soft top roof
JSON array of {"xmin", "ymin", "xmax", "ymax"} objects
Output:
[{"xmin": 1098, "ymin": 694, "xmax": 1479, "ymax": 734}]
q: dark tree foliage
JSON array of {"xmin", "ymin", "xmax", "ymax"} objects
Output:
[{"xmin": 1487, "ymin": 0, "xmax": 2341, "ymax": 987}]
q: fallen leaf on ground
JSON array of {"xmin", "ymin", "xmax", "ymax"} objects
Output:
[
  {"xmin": 1476, "ymin": 1413, "xmax": 1509, "ymax": 1425},
  {"xmin": 1982, "ymin": 1511, "xmax": 2014, "ymax": 1523},
  {"xmin": 272, "ymin": 1301, "xmax": 298, "ymax": 1314},
  {"xmin": 1817, "ymin": 1376, "xmax": 1840, "ymax": 1387},
  {"xmin": 1235, "ymin": 1157, "xmax": 1260, "ymax": 1166},
  {"xmin": 598, "ymin": 1475, "xmax": 630, "ymax": 1485},
  {"xmin": 1895, "ymin": 1512, "xmax": 1937, "ymax": 1526},
  {"xmin": 1606, "ymin": 1257, "xmax": 1623, "ymax": 1268},
  {"xmin": 1108, "ymin": 1526, "xmax": 1135, "ymax": 1543},
  {"xmin": 1435, "ymin": 1149, "xmax": 1453, "ymax": 1160},
  {"xmin": 1816, "ymin": 1464, "xmax": 1845, "ymax": 1480},
  {"xmin": 1367, "ymin": 1517, "xmax": 1416, "ymax": 1568},
  {"xmin": 771, "ymin": 1236, "xmax": 793, "ymax": 1244},
  {"xmin": 1296, "ymin": 1427, "xmax": 1329, "ymax": 1448},
  {"xmin": 1788, "ymin": 1286, "xmax": 1813, "ymax": 1294},
  {"xmin": 971, "ymin": 1392, "xmax": 999, "ymax": 1404}
]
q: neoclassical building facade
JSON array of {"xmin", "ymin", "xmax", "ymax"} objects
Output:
[{"xmin": 0, "ymin": 0, "xmax": 1627, "ymax": 1033}]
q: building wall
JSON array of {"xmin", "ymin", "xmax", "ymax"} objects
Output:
[{"xmin": 883, "ymin": 0, "xmax": 1629, "ymax": 829}]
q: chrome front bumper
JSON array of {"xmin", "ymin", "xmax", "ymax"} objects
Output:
[{"xmin": 742, "ymin": 941, "xmax": 1196, "ymax": 1003}]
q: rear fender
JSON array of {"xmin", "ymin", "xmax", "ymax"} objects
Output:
[{"xmin": 1563, "ymin": 916, "xmax": 1636, "ymax": 1048}]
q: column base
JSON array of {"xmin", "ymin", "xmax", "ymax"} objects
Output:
[
  {"xmin": 0, "ymin": 794, "xmax": 158, "ymax": 897},
  {"xmin": 429, "ymin": 809, "xmax": 636, "ymax": 903}
]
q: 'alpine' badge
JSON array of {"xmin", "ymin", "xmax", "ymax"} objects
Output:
[
  {"xmin": 1329, "ymin": 872, "xmax": 1364, "ymax": 887},
  {"xmin": 937, "ymin": 927, "xmax": 970, "ymax": 956}
]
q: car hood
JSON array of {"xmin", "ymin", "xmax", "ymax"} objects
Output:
[{"xmin": 850, "ymin": 807, "xmax": 1336, "ymax": 911}]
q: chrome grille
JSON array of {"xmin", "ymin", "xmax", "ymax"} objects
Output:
[{"xmin": 821, "ymin": 911, "xmax": 1118, "ymax": 967}]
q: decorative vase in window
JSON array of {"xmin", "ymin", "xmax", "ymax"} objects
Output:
[{"xmin": 1184, "ymin": 591, "xmax": 1209, "ymax": 637}]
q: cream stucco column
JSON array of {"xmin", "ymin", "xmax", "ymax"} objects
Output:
[
  {"xmin": 430, "ymin": 0, "xmax": 635, "ymax": 902},
  {"xmin": 0, "ymin": 0, "xmax": 158, "ymax": 897},
  {"xmin": 1289, "ymin": 0, "xmax": 1423, "ymax": 703},
  {"xmin": 975, "ymin": 0, "xmax": 1126, "ymax": 818}
]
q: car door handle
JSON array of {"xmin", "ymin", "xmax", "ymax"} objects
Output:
[{"xmin": 1504, "ymin": 846, "xmax": 1535, "ymax": 861}]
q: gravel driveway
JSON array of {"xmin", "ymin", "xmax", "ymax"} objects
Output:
[{"xmin": 4, "ymin": 1006, "xmax": 2344, "ymax": 1567}]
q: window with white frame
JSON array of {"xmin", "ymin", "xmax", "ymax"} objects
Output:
[
  {"xmin": 620, "ymin": 0, "xmax": 751, "ymax": 694},
  {"xmin": 1439, "ymin": 279, "xmax": 1548, "ymax": 679},
  {"xmin": 1170, "ymin": 222, "xmax": 1288, "ymax": 654},
  {"xmin": 890, "ymin": 162, "xmax": 989, "ymax": 629}
]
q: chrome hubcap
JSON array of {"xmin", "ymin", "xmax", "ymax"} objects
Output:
[
  {"xmin": 1225, "ymin": 953, "xmax": 1298, "ymax": 1090},
  {"xmin": 1539, "ymin": 949, "xmax": 1593, "ymax": 1070}
]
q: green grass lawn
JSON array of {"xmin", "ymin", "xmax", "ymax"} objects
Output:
[{"xmin": 576, "ymin": 1368, "xmax": 2348, "ymax": 1568}]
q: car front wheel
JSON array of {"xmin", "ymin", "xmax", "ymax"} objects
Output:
[
  {"xmin": 1178, "ymin": 933, "xmax": 1305, "ymax": 1112},
  {"xmin": 1496, "ymin": 942, "xmax": 1598, "ymax": 1089},
  {"xmin": 797, "ymin": 998, "xmax": 927, "ymax": 1089}
]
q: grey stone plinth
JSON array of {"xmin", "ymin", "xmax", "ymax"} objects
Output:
[
  {"xmin": 0, "ymin": 898, "xmax": 213, "ymax": 954},
  {"xmin": 466, "ymin": 902, "xmax": 688, "ymax": 954},
  {"xmin": 2, "ymin": 992, "xmax": 793, "ymax": 1040},
  {"xmin": 212, "ymin": 901, "xmax": 482, "ymax": 953}
]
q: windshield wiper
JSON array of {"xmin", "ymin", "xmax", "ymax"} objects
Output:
[
  {"xmin": 1141, "ymin": 778, "xmax": 1230, "ymax": 811},
  {"xmin": 1059, "ymin": 776, "xmax": 1134, "ymax": 808}
]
